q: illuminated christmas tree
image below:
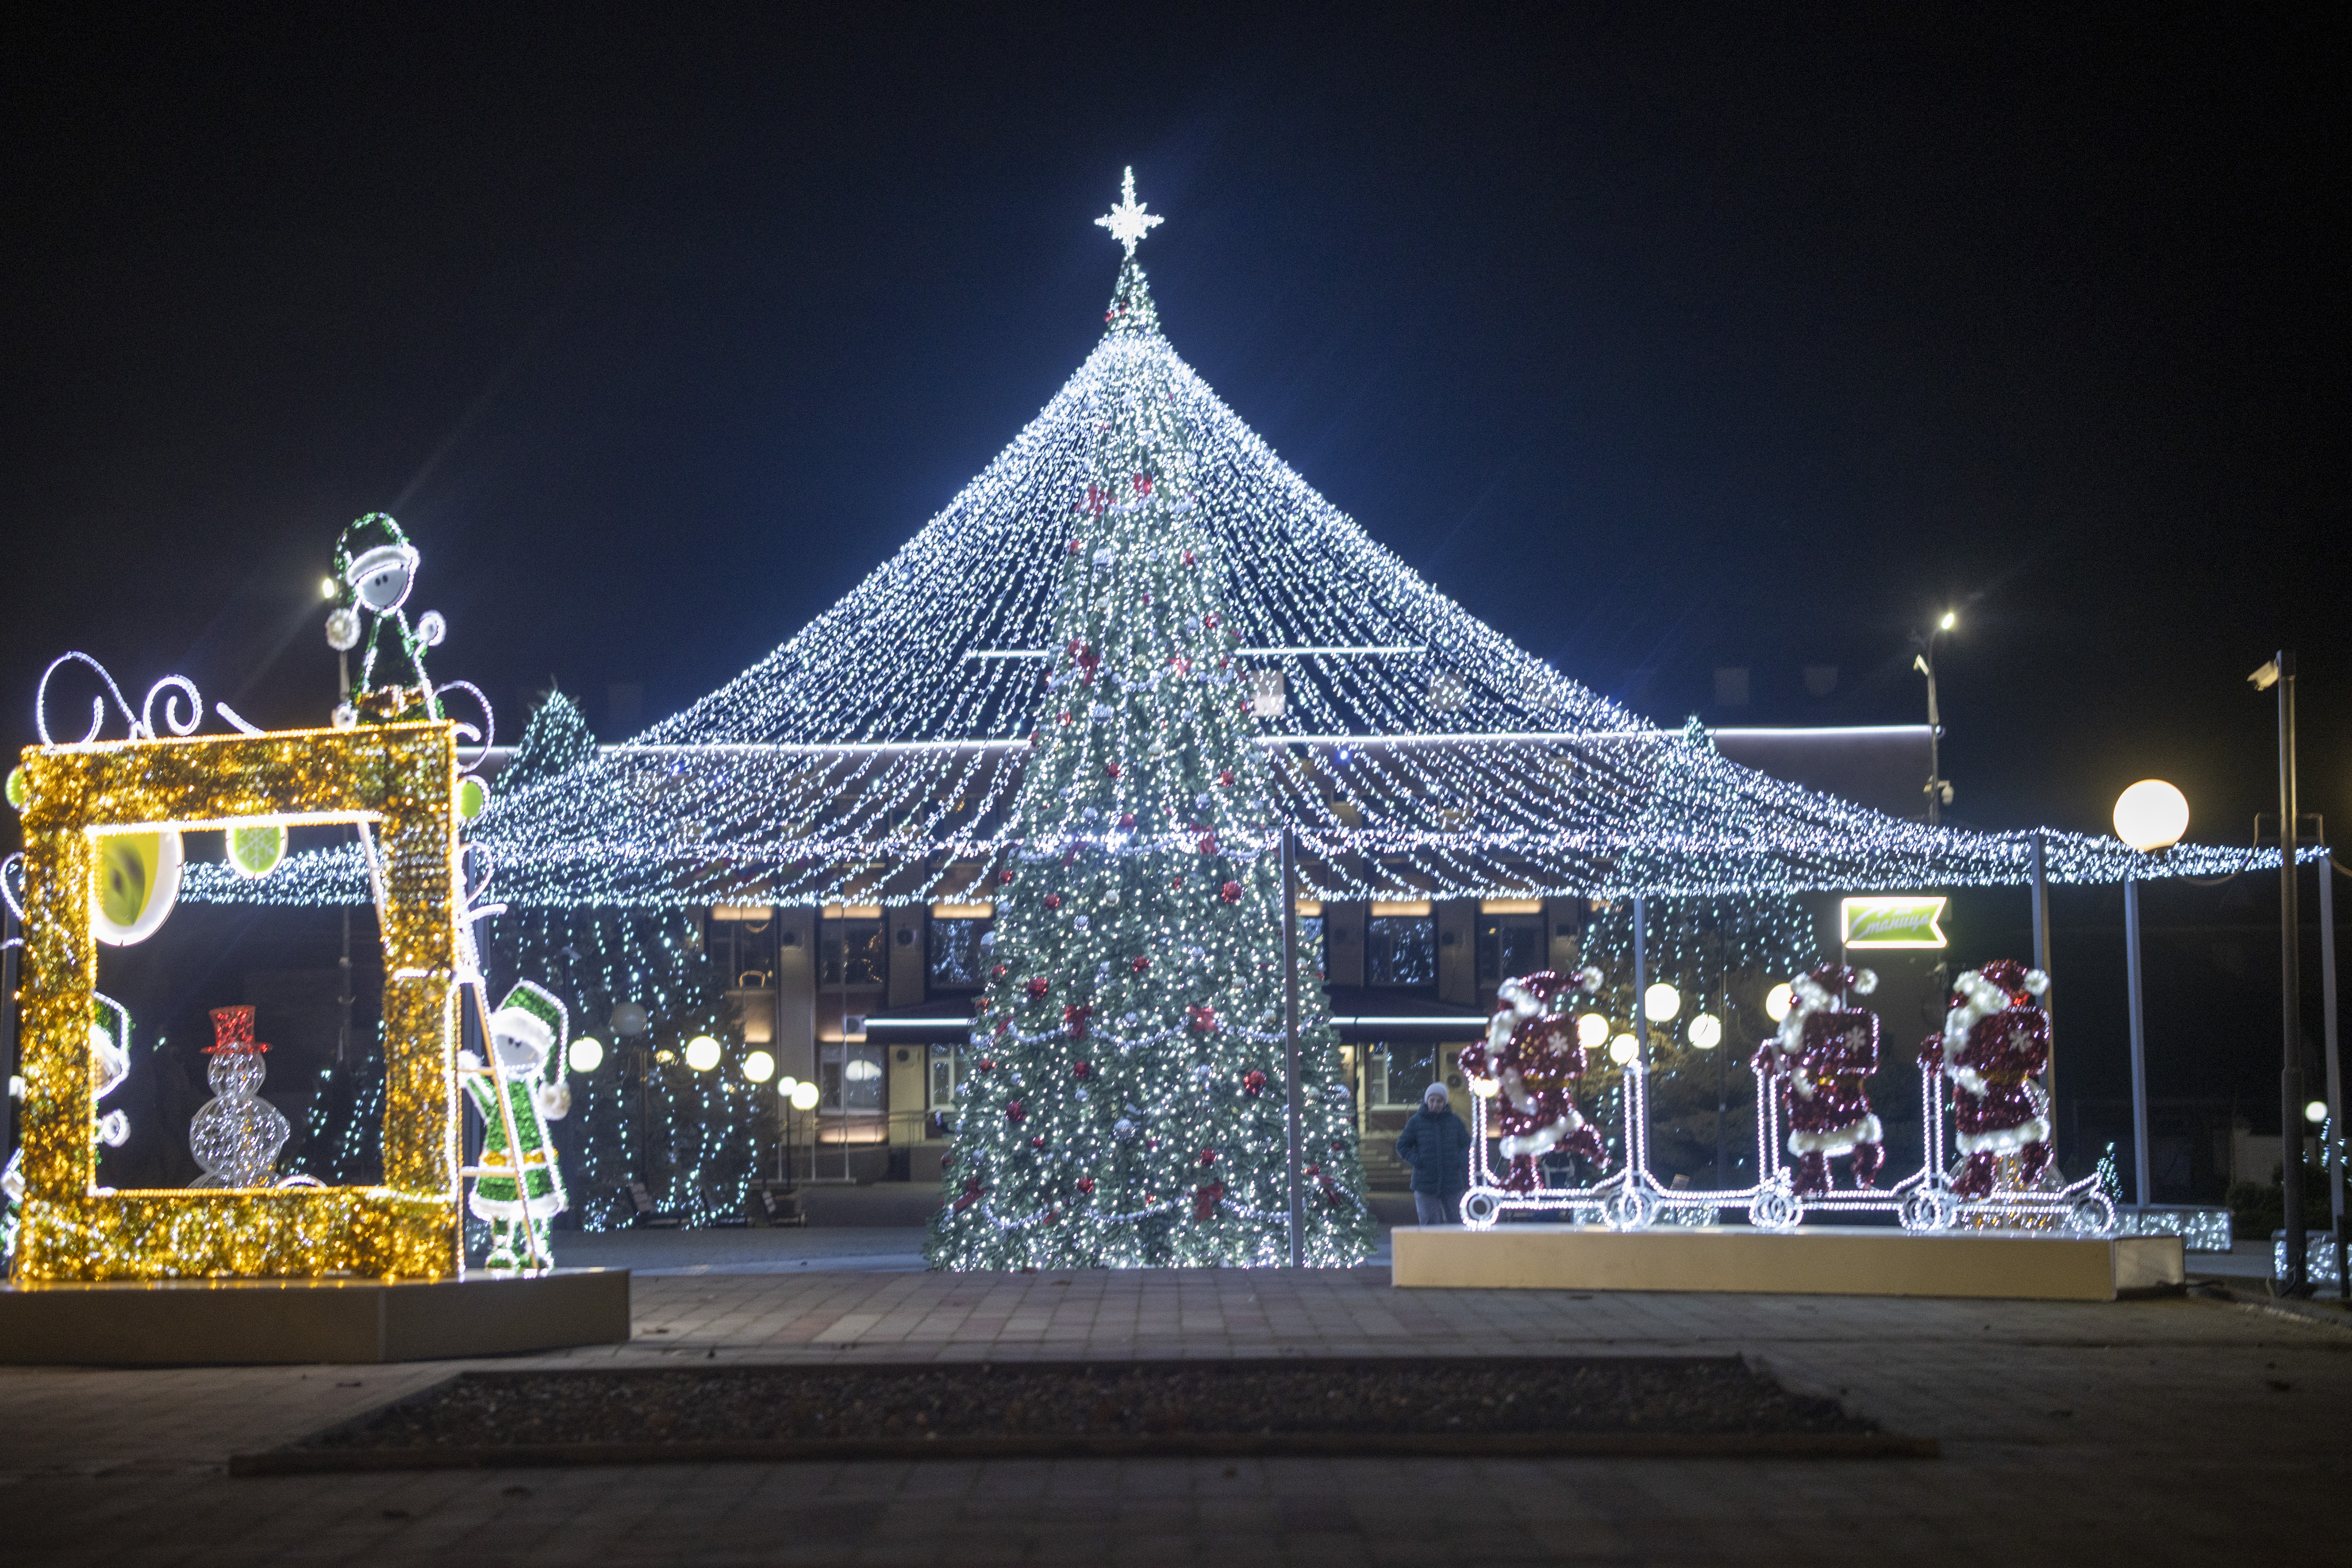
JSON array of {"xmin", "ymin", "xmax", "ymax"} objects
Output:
[{"xmin": 925, "ymin": 175, "xmax": 1375, "ymax": 1269}]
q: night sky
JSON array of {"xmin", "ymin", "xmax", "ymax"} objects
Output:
[{"xmin": 3, "ymin": 9, "xmax": 2342, "ymax": 857}]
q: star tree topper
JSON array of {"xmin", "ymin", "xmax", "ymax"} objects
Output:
[{"xmin": 1095, "ymin": 167, "xmax": 1163, "ymax": 256}]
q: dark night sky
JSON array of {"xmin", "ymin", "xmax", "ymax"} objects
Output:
[{"xmin": 4, "ymin": 4, "xmax": 2344, "ymax": 849}]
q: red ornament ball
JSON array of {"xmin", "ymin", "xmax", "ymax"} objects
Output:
[
  {"xmin": 1030, "ymin": 1134, "xmax": 1046, "ymax": 1150},
  {"xmin": 998, "ymin": 868, "xmax": 1015, "ymax": 885},
  {"xmin": 1006, "ymin": 1099, "xmax": 1026, "ymax": 1123},
  {"xmin": 1219, "ymin": 881, "xmax": 1242, "ymax": 904},
  {"xmin": 1118, "ymin": 812, "xmax": 1136, "ymax": 829},
  {"xmin": 991, "ymin": 963, "xmax": 1009, "ymax": 981},
  {"xmin": 1077, "ymin": 1176, "xmax": 1095, "ymax": 1195},
  {"xmin": 1199, "ymin": 1148, "xmax": 1218, "ymax": 1167},
  {"xmin": 1043, "ymin": 895, "xmax": 1062, "ymax": 912},
  {"xmin": 1243, "ymin": 1070, "xmax": 1267, "ymax": 1096},
  {"xmin": 1218, "ymin": 769, "xmax": 1235, "ymax": 787},
  {"xmin": 1026, "ymin": 975, "xmax": 1050, "ymax": 1000},
  {"xmin": 1073, "ymin": 1059, "xmax": 1092, "ymax": 1080},
  {"xmin": 1131, "ymin": 955, "xmax": 1150, "ymax": 974},
  {"xmin": 1106, "ymin": 760, "xmax": 1122, "ymax": 779},
  {"xmin": 975, "ymin": 1057, "xmax": 996, "ymax": 1072}
]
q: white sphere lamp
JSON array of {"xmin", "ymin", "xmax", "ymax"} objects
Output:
[
  {"xmin": 790, "ymin": 1080, "xmax": 822, "ymax": 1111},
  {"xmin": 683, "ymin": 1034, "xmax": 722, "ymax": 1073},
  {"xmin": 566, "ymin": 1035, "xmax": 605, "ymax": 1074},
  {"xmin": 742, "ymin": 1050, "xmax": 776, "ymax": 1084},
  {"xmin": 1575, "ymin": 1012, "xmax": 1610, "ymax": 1049},
  {"xmin": 1765, "ymin": 983, "xmax": 1794, "ymax": 1023},
  {"xmin": 1688, "ymin": 1013, "xmax": 1722, "ymax": 1050},
  {"xmin": 1608, "ymin": 1033, "xmax": 1639, "ymax": 1065},
  {"xmin": 2112, "ymin": 780, "xmax": 2189, "ymax": 854},
  {"xmin": 1643, "ymin": 983, "xmax": 1682, "ymax": 1023}
]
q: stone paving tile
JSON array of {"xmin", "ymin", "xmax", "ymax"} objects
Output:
[{"xmin": 4, "ymin": 1266, "xmax": 2350, "ymax": 1563}]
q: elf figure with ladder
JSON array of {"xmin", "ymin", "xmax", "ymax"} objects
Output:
[{"xmin": 459, "ymin": 980, "xmax": 573, "ymax": 1269}]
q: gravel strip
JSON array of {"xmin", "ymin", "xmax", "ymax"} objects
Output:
[{"xmin": 256, "ymin": 1356, "xmax": 1894, "ymax": 1467}]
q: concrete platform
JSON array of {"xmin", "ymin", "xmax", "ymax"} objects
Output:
[
  {"xmin": 1392, "ymin": 1224, "xmax": 2184, "ymax": 1301},
  {"xmin": 0, "ymin": 1267, "xmax": 631, "ymax": 1365}
]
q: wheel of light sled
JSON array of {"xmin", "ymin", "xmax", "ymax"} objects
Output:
[
  {"xmin": 2066, "ymin": 1194, "xmax": 2117, "ymax": 1238},
  {"xmin": 1749, "ymin": 1187, "xmax": 1802, "ymax": 1232},
  {"xmin": 1460, "ymin": 1187, "xmax": 1504, "ymax": 1230},
  {"xmin": 1603, "ymin": 1188, "xmax": 1657, "ymax": 1231},
  {"xmin": 1898, "ymin": 1187, "xmax": 1958, "ymax": 1233}
]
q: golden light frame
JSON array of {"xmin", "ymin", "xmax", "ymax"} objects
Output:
[{"xmin": 11, "ymin": 721, "xmax": 464, "ymax": 1282}]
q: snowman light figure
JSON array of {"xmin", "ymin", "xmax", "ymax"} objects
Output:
[
  {"xmin": 459, "ymin": 981, "xmax": 573, "ymax": 1269},
  {"xmin": 325, "ymin": 512, "xmax": 447, "ymax": 729},
  {"xmin": 191, "ymin": 1005, "xmax": 291, "ymax": 1188}
]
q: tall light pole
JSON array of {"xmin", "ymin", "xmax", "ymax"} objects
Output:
[
  {"xmin": 1912, "ymin": 609, "xmax": 1958, "ymax": 826},
  {"xmin": 2250, "ymin": 653, "xmax": 2310, "ymax": 1296},
  {"xmin": 2114, "ymin": 779, "xmax": 2191, "ymax": 1212}
]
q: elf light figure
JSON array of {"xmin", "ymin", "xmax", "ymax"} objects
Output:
[
  {"xmin": 324, "ymin": 512, "xmax": 446, "ymax": 728},
  {"xmin": 458, "ymin": 980, "xmax": 573, "ymax": 1269}
]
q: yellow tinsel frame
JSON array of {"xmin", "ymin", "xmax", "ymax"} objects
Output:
[{"xmin": 10, "ymin": 721, "xmax": 464, "ymax": 1282}]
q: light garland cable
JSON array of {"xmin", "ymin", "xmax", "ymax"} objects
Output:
[{"xmin": 173, "ymin": 202, "xmax": 2311, "ymax": 912}]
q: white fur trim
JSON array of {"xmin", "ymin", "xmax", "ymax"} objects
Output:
[
  {"xmin": 1787, "ymin": 1114, "xmax": 1881, "ymax": 1156},
  {"xmin": 1500, "ymin": 1114, "xmax": 1576, "ymax": 1161},
  {"xmin": 2024, "ymin": 969, "xmax": 2049, "ymax": 996},
  {"xmin": 1955, "ymin": 1118, "xmax": 2051, "ymax": 1155},
  {"xmin": 1851, "ymin": 969, "xmax": 1878, "ymax": 995}
]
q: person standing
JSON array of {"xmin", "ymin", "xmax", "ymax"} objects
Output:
[{"xmin": 1395, "ymin": 1081, "xmax": 1471, "ymax": 1226}]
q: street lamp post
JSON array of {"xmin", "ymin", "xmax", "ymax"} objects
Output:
[
  {"xmin": 2114, "ymin": 780, "xmax": 2191, "ymax": 1212},
  {"xmin": 1912, "ymin": 610, "xmax": 1957, "ymax": 827},
  {"xmin": 2250, "ymin": 653, "xmax": 2310, "ymax": 1295}
]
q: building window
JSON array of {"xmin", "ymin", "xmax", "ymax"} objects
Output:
[
  {"xmin": 820, "ymin": 919, "xmax": 885, "ymax": 989},
  {"xmin": 1366, "ymin": 915, "xmax": 1435, "ymax": 987},
  {"xmin": 927, "ymin": 917, "xmax": 992, "ymax": 990},
  {"xmin": 819, "ymin": 1043, "xmax": 887, "ymax": 1116},
  {"xmin": 1298, "ymin": 916, "xmax": 1326, "ymax": 981},
  {"xmin": 1475, "ymin": 914, "xmax": 1546, "ymax": 1000},
  {"xmin": 1366, "ymin": 1043, "xmax": 1443, "ymax": 1107},
  {"xmin": 709, "ymin": 908, "xmax": 778, "ymax": 990}
]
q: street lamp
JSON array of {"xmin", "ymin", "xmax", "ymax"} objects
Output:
[
  {"xmin": 1912, "ymin": 610, "xmax": 1958, "ymax": 825},
  {"xmin": 2250, "ymin": 653, "xmax": 2313, "ymax": 1294},
  {"xmin": 2114, "ymin": 779, "xmax": 2188, "ymax": 1213}
]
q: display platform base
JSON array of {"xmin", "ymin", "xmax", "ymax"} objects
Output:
[
  {"xmin": 0, "ymin": 1268, "xmax": 631, "ymax": 1365},
  {"xmin": 1392, "ymin": 1225, "xmax": 2183, "ymax": 1302}
]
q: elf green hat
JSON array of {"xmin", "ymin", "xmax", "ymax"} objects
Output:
[{"xmin": 490, "ymin": 979, "xmax": 568, "ymax": 1062}]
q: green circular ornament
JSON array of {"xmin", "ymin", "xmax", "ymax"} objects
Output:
[
  {"xmin": 457, "ymin": 774, "xmax": 489, "ymax": 821},
  {"xmin": 226, "ymin": 822, "xmax": 288, "ymax": 880},
  {"xmin": 4, "ymin": 765, "xmax": 26, "ymax": 811}
]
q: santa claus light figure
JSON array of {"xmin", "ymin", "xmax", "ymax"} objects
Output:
[
  {"xmin": 1753, "ymin": 963, "xmax": 1885, "ymax": 1196},
  {"xmin": 1460, "ymin": 969, "xmax": 1609, "ymax": 1194},
  {"xmin": 1922, "ymin": 960, "xmax": 2054, "ymax": 1199}
]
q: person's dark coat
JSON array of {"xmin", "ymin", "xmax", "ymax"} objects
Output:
[{"xmin": 1393, "ymin": 1104, "xmax": 1472, "ymax": 1196}]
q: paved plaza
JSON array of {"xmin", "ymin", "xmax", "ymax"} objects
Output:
[{"xmin": 3, "ymin": 1227, "xmax": 2348, "ymax": 1565}]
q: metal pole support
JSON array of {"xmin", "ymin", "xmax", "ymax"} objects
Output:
[
  {"xmin": 2125, "ymin": 876, "xmax": 2152, "ymax": 1209},
  {"xmin": 2276, "ymin": 653, "xmax": 2309, "ymax": 1294},
  {"xmin": 2317, "ymin": 846, "xmax": 2344, "ymax": 1298},
  {"xmin": 2031, "ymin": 830, "xmax": 2056, "ymax": 1126},
  {"xmin": 1282, "ymin": 826, "xmax": 1304, "ymax": 1267}
]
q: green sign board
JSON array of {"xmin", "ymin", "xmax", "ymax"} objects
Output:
[{"xmin": 1840, "ymin": 896, "xmax": 1949, "ymax": 949}]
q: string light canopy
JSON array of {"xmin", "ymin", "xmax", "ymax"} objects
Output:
[{"xmin": 183, "ymin": 177, "xmax": 2304, "ymax": 913}]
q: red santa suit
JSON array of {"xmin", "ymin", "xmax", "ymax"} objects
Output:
[
  {"xmin": 1753, "ymin": 963, "xmax": 1885, "ymax": 1196},
  {"xmin": 1460, "ymin": 969, "xmax": 1608, "ymax": 1194},
  {"xmin": 1921, "ymin": 959, "xmax": 2054, "ymax": 1199}
]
